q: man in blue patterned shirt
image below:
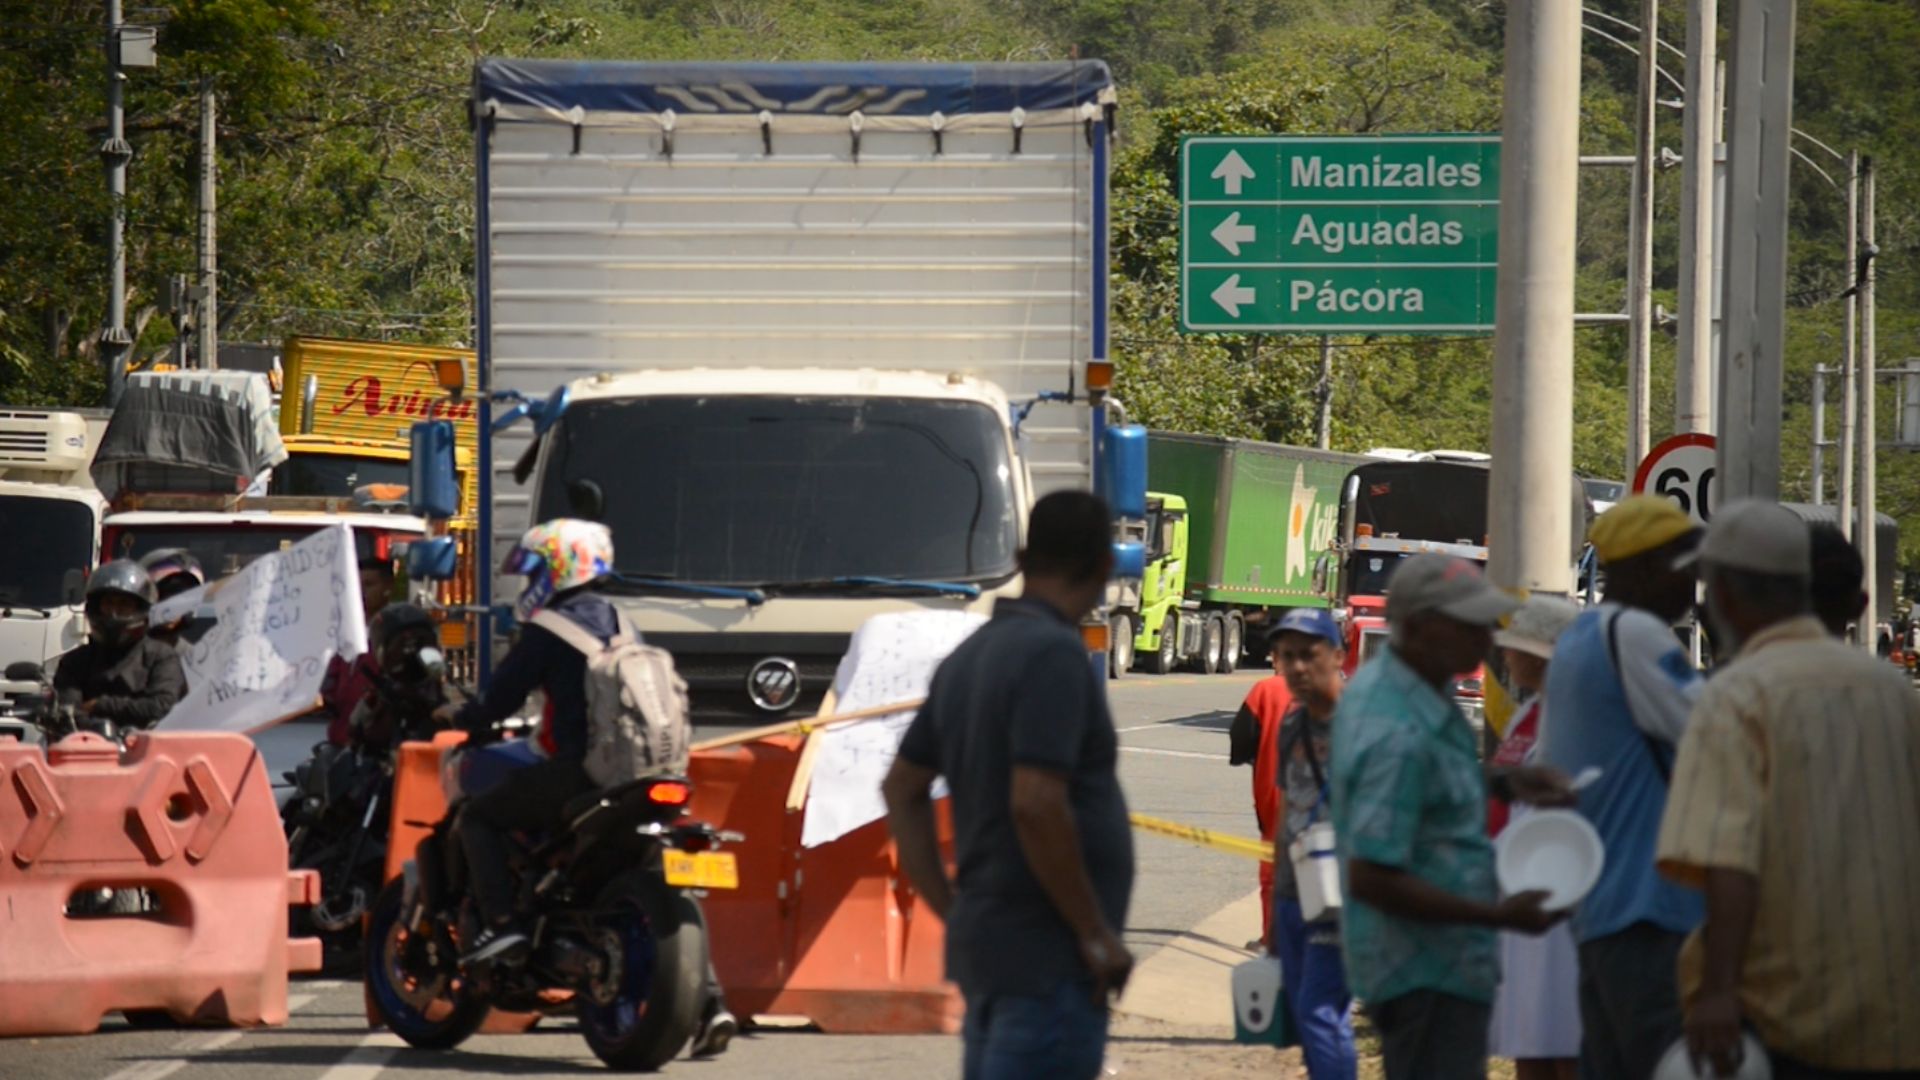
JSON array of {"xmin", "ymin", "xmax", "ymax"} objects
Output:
[{"xmin": 1331, "ymin": 554, "xmax": 1574, "ymax": 1080}]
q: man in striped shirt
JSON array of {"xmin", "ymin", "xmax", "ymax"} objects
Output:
[{"xmin": 1658, "ymin": 499, "xmax": 1920, "ymax": 1079}]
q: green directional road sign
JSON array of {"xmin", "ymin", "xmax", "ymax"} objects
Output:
[{"xmin": 1179, "ymin": 134, "xmax": 1501, "ymax": 334}]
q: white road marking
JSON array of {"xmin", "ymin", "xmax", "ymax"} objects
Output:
[
  {"xmin": 303, "ymin": 979, "xmax": 348, "ymax": 991},
  {"xmin": 315, "ymin": 1033, "xmax": 406, "ymax": 1080},
  {"xmin": 100, "ymin": 1024, "xmax": 252, "ymax": 1080},
  {"xmin": 100, "ymin": 1062, "xmax": 190, "ymax": 1080},
  {"xmin": 99, "ymin": 992, "xmax": 321, "ymax": 1080},
  {"xmin": 1118, "ymin": 745, "xmax": 1220, "ymax": 761}
]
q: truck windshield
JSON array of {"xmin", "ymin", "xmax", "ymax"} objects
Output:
[
  {"xmin": 537, "ymin": 396, "xmax": 1019, "ymax": 586},
  {"xmin": 269, "ymin": 454, "xmax": 411, "ymax": 498},
  {"xmin": 0, "ymin": 496, "xmax": 94, "ymax": 609},
  {"xmin": 108, "ymin": 525, "xmax": 386, "ymax": 578}
]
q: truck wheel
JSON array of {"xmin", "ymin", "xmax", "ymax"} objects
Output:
[
  {"xmin": 1221, "ymin": 615, "xmax": 1243, "ymax": 674},
  {"xmin": 1109, "ymin": 614, "xmax": 1134, "ymax": 679},
  {"xmin": 1198, "ymin": 615, "xmax": 1224, "ymax": 676},
  {"xmin": 1144, "ymin": 615, "xmax": 1178, "ymax": 674}
]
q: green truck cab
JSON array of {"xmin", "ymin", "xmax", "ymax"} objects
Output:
[{"xmin": 1115, "ymin": 432, "xmax": 1367, "ymax": 676}]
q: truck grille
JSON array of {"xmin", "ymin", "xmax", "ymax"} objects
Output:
[{"xmin": 645, "ymin": 632, "xmax": 850, "ymax": 726}]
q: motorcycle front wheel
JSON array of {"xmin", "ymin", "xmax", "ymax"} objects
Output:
[
  {"xmin": 364, "ymin": 879, "xmax": 486, "ymax": 1050},
  {"xmin": 577, "ymin": 870, "xmax": 708, "ymax": 1071}
]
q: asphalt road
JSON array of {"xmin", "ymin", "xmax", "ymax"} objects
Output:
[{"xmin": 1, "ymin": 669, "xmax": 1274, "ymax": 1080}]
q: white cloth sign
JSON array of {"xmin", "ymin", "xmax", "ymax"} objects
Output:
[
  {"xmin": 153, "ymin": 524, "xmax": 369, "ymax": 733},
  {"xmin": 800, "ymin": 610, "xmax": 987, "ymax": 848}
]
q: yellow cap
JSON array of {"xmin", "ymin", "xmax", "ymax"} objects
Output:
[{"xmin": 1589, "ymin": 494, "xmax": 1698, "ymax": 564}]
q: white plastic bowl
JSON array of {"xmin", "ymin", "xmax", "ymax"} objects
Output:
[
  {"xmin": 1651, "ymin": 1034, "xmax": 1772, "ymax": 1080},
  {"xmin": 1494, "ymin": 809, "xmax": 1605, "ymax": 911}
]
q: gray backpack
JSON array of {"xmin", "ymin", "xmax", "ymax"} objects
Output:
[{"xmin": 531, "ymin": 610, "xmax": 691, "ymax": 785}]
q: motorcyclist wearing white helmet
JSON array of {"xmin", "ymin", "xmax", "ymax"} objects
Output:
[
  {"xmin": 52, "ymin": 560, "xmax": 185, "ymax": 730},
  {"xmin": 440, "ymin": 519, "xmax": 738, "ymax": 1056},
  {"xmin": 442, "ymin": 519, "xmax": 621, "ymax": 965}
]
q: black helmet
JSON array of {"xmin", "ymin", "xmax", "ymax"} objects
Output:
[
  {"xmin": 85, "ymin": 560, "xmax": 156, "ymax": 648},
  {"xmin": 370, "ymin": 602, "xmax": 436, "ymax": 654},
  {"xmin": 139, "ymin": 548, "xmax": 206, "ymax": 601},
  {"xmin": 371, "ymin": 603, "xmax": 445, "ymax": 685}
]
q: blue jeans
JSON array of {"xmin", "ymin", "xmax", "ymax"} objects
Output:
[
  {"xmin": 1274, "ymin": 898, "xmax": 1357, "ymax": 1080},
  {"xmin": 962, "ymin": 981, "xmax": 1110, "ymax": 1080}
]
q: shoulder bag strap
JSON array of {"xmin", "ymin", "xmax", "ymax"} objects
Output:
[
  {"xmin": 1606, "ymin": 609, "xmax": 1673, "ymax": 784},
  {"xmin": 531, "ymin": 609, "xmax": 606, "ymax": 657}
]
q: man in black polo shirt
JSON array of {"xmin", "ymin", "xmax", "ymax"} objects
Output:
[{"xmin": 883, "ymin": 490, "xmax": 1135, "ymax": 1080}]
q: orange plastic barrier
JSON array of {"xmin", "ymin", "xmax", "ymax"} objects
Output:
[
  {"xmin": 691, "ymin": 735, "xmax": 960, "ymax": 1034},
  {"xmin": 372, "ymin": 731, "xmax": 540, "ymax": 1034},
  {"xmin": 0, "ymin": 731, "xmax": 322, "ymax": 1035},
  {"xmin": 381, "ymin": 733, "xmax": 959, "ymax": 1034}
]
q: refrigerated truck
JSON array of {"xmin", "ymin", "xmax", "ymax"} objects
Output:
[
  {"xmin": 1117, "ymin": 432, "xmax": 1367, "ymax": 675},
  {"xmin": 465, "ymin": 60, "xmax": 1128, "ymax": 722},
  {"xmin": 0, "ymin": 408, "xmax": 110, "ymax": 716}
]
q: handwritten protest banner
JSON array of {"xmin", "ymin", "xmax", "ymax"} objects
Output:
[
  {"xmin": 152, "ymin": 524, "xmax": 369, "ymax": 733},
  {"xmin": 800, "ymin": 610, "xmax": 986, "ymax": 848}
]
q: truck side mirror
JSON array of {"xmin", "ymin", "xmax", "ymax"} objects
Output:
[
  {"xmin": 532, "ymin": 385, "xmax": 571, "ymax": 436},
  {"xmin": 1111, "ymin": 539, "xmax": 1146, "ymax": 581},
  {"xmin": 1311, "ymin": 551, "xmax": 1334, "ymax": 597},
  {"xmin": 62, "ymin": 568, "xmax": 86, "ymax": 606},
  {"xmin": 1099, "ymin": 424, "xmax": 1148, "ymax": 521},
  {"xmin": 4, "ymin": 661, "xmax": 46, "ymax": 682},
  {"xmin": 407, "ymin": 420, "xmax": 460, "ymax": 519},
  {"xmin": 406, "ymin": 536, "xmax": 460, "ymax": 582}
]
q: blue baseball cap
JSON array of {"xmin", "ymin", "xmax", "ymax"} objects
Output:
[{"xmin": 1267, "ymin": 608, "xmax": 1343, "ymax": 650}]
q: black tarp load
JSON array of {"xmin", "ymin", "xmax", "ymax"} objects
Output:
[{"xmin": 90, "ymin": 372, "xmax": 288, "ymax": 500}]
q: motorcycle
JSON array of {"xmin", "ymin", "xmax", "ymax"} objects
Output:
[
  {"xmin": 365, "ymin": 747, "xmax": 736, "ymax": 1070},
  {"xmin": 283, "ymin": 740, "xmax": 393, "ymax": 966},
  {"xmin": 283, "ymin": 619, "xmax": 456, "ymax": 969}
]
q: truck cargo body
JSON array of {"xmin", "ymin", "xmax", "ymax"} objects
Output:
[
  {"xmin": 276, "ymin": 337, "xmax": 484, "ymax": 673},
  {"xmin": 0, "ymin": 409, "xmax": 110, "ymax": 713},
  {"xmin": 472, "ymin": 60, "xmax": 1116, "ymax": 722},
  {"xmin": 1119, "ymin": 432, "xmax": 1365, "ymax": 675}
]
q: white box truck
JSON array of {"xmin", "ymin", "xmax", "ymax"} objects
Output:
[
  {"xmin": 466, "ymin": 59, "xmax": 1127, "ymax": 722},
  {"xmin": 0, "ymin": 408, "xmax": 110, "ymax": 718}
]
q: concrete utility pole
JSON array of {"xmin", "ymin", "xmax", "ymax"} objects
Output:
[
  {"xmin": 1625, "ymin": 0, "xmax": 1658, "ymax": 477},
  {"xmin": 1316, "ymin": 335, "xmax": 1333, "ymax": 450},
  {"xmin": 1857, "ymin": 157, "xmax": 1877, "ymax": 646},
  {"xmin": 1838, "ymin": 149, "xmax": 1860, "ymax": 538},
  {"xmin": 1675, "ymin": 0, "xmax": 1717, "ymax": 434},
  {"xmin": 197, "ymin": 80, "xmax": 218, "ymax": 369},
  {"xmin": 1715, "ymin": 0, "xmax": 1795, "ymax": 502},
  {"xmin": 100, "ymin": 0, "xmax": 134, "ymax": 405},
  {"xmin": 1489, "ymin": 0, "xmax": 1581, "ymax": 594},
  {"xmin": 1813, "ymin": 364, "xmax": 1827, "ymax": 504}
]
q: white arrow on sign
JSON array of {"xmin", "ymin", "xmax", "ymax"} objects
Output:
[
  {"xmin": 1211, "ymin": 150, "xmax": 1255, "ymax": 196},
  {"xmin": 1211, "ymin": 274, "xmax": 1256, "ymax": 317},
  {"xmin": 1210, "ymin": 211, "xmax": 1257, "ymax": 256}
]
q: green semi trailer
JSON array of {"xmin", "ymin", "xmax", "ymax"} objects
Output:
[{"xmin": 1114, "ymin": 432, "xmax": 1368, "ymax": 676}]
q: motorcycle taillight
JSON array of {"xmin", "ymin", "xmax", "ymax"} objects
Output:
[{"xmin": 647, "ymin": 780, "xmax": 691, "ymax": 807}]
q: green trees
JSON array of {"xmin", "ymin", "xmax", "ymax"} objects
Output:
[{"xmin": 1, "ymin": 0, "xmax": 1914, "ymax": 570}]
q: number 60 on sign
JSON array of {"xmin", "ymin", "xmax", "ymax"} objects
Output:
[{"xmin": 1631, "ymin": 433, "xmax": 1717, "ymax": 525}]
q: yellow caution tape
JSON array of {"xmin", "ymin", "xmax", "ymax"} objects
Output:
[{"xmin": 1129, "ymin": 813, "xmax": 1272, "ymax": 863}]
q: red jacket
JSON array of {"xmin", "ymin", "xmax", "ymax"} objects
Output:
[
  {"xmin": 1231, "ymin": 675, "xmax": 1296, "ymax": 841},
  {"xmin": 320, "ymin": 652, "xmax": 380, "ymax": 747}
]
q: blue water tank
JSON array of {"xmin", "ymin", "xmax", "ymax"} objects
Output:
[
  {"xmin": 408, "ymin": 420, "xmax": 459, "ymax": 519},
  {"xmin": 1102, "ymin": 424, "xmax": 1149, "ymax": 520}
]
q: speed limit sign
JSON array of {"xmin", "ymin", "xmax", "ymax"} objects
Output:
[{"xmin": 1632, "ymin": 433, "xmax": 1718, "ymax": 525}]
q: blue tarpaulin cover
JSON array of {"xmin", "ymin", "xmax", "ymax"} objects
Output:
[{"xmin": 473, "ymin": 58, "xmax": 1112, "ymax": 117}]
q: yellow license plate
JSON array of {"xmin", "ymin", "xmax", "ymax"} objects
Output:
[{"xmin": 663, "ymin": 850, "xmax": 738, "ymax": 890}]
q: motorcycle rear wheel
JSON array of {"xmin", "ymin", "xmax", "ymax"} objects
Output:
[
  {"xmin": 364, "ymin": 879, "xmax": 486, "ymax": 1050},
  {"xmin": 577, "ymin": 870, "xmax": 708, "ymax": 1072}
]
